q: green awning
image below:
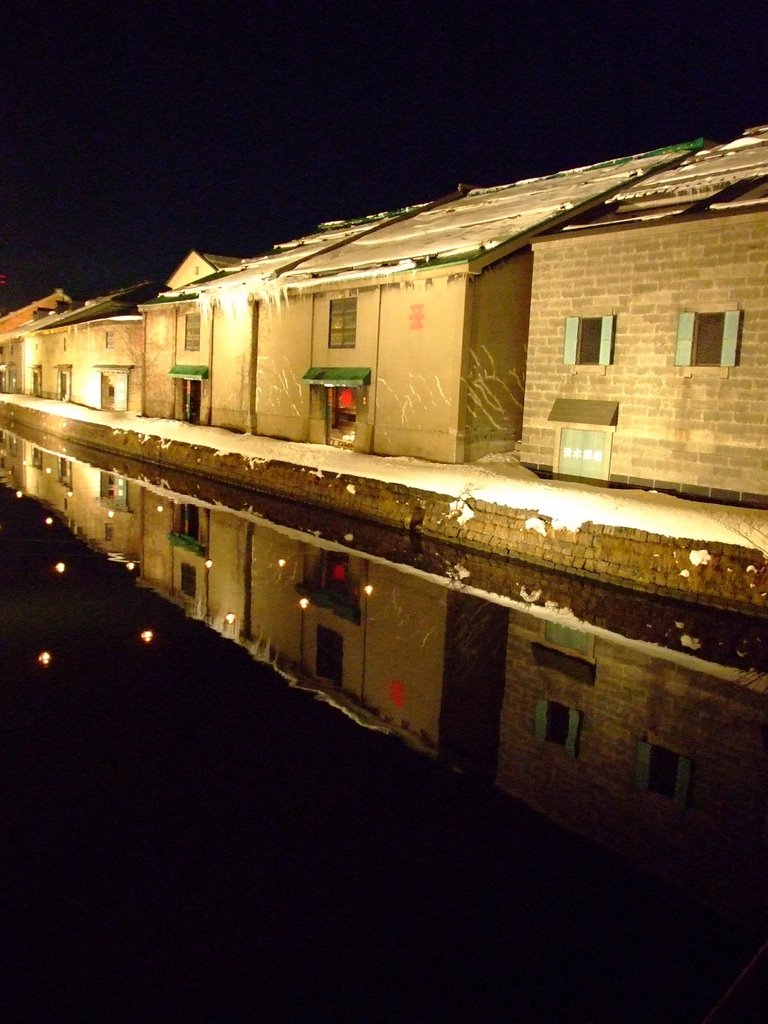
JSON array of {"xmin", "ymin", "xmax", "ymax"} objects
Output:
[
  {"xmin": 168, "ymin": 365, "xmax": 209, "ymax": 380},
  {"xmin": 301, "ymin": 366, "xmax": 371, "ymax": 387}
]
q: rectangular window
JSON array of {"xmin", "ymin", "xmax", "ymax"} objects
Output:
[
  {"xmin": 635, "ymin": 740, "xmax": 692, "ymax": 809},
  {"xmin": 180, "ymin": 563, "xmax": 197, "ymax": 598},
  {"xmin": 563, "ymin": 315, "xmax": 615, "ymax": 365},
  {"xmin": 329, "ymin": 297, "xmax": 357, "ymax": 349},
  {"xmin": 31, "ymin": 446, "xmax": 43, "ymax": 469},
  {"xmin": 104, "ymin": 523, "xmax": 113, "ymax": 542},
  {"xmin": 105, "ymin": 330, "xmax": 115, "ymax": 350},
  {"xmin": 184, "ymin": 312, "xmax": 201, "ymax": 352},
  {"xmin": 675, "ymin": 310, "xmax": 741, "ymax": 367},
  {"xmin": 534, "ymin": 700, "xmax": 583, "ymax": 757}
]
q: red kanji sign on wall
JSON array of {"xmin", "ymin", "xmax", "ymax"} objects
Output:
[{"xmin": 408, "ymin": 304, "xmax": 425, "ymax": 329}]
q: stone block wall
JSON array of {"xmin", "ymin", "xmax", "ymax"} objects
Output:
[
  {"xmin": 519, "ymin": 210, "xmax": 768, "ymax": 504},
  {"xmin": 2, "ymin": 400, "xmax": 766, "ymax": 616},
  {"xmin": 496, "ymin": 606, "xmax": 768, "ymax": 927}
]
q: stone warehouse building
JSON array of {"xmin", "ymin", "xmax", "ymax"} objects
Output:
[
  {"xmin": 0, "ymin": 289, "xmax": 71, "ymax": 394},
  {"xmin": 141, "ymin": 140, "xmax": 700, "ymax": 464},
  {"xmin": 15, "ymin": 282, "xmax": 160, "ymax": 413},
  {"xmin": 519, "ymin": 125, "xmax": 768, "ymax": 506}
]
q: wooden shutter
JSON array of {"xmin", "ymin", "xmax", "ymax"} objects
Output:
[
  {"xmin": 598, "ymin": 315, "xmax": 615, "ymax": 365},
  {"xmin": 565, "ymin": 709, "xmax": 582, "ymax": 758},
  {"xmin": 563, "ymin": 317, "xmax": 579, "ymax": 364},
  {"xmin": 720, "ymin": 310, "xmax": 741, "ymax": 367},
  {"xmin": 675, "ymin": 312, "xmax": 695, "ymax": 365},
  {"xmin": 674, "ymin": 756, "xmax": 692, "ymax": 810}
]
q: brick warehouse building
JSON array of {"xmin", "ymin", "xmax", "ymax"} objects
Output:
[{"xmin": 518, "ymin": 125, "xmax": 768, "ymax": 507}]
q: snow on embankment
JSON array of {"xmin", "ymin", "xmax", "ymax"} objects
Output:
[{"xmin": 2, "ymin": 393, "xmax": 767, "ymax": 551}]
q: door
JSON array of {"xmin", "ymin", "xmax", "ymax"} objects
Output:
[
  {"xmin": 557, "ymin": 427, "xmax": 609, "ymax": 480},
  {"xmin": 326, "ymin": 386, "xmax": 357, "ymax": 447},
  {"xmin": 183, "ymin": 379, "xmax": 201, "ymax": 424}
]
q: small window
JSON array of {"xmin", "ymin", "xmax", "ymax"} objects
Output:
[
  {"xmin": 635, "ymin": 740, "xmax": 692, "ymax": 809},
  {"xmin": 31, "ymin": 447, "xmax": 43, "ymax": 469},
  {"xmin": 329, "ymin": 297, "xmax": 357, "ymax": 349},
  {"xmin": 104, "ymin": 523, "xmax": 113, "ymax": 542},
  {"xmin": 180, "ymin": 563, "xmax": 197, "ymax": 598},
  {"xmin": 534, "ymin": 700, "xmax": 583, "ymax": 757},
  {"xmin": 184, "ymin": 312, "xmax": 201, "ymax": 352},
  {"xmin": 563, "ymin": 315, "xmax": 615, "ymax": 365},
  {"xmin": 675, "ymin": 310, "xmax": 741, "ymax": 367},
  {"xmin": 105, "ymin": 330, "xmax": 115, "ymax": 350}
]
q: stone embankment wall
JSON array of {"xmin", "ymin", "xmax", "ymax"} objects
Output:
[{"xmin": 3, "ymin": 401, "xmax": 767, "ymax": 616}]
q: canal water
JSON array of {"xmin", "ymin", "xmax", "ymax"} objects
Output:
[{"xmin": 2, "ymin": 427, "xmax": 768, "ymax": 1023}]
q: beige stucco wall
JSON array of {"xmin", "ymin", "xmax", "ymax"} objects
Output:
[
  {"xmin": 209, "ymin": 298, "xmax": 251, "ymax": 432},
  {"xmin": 463, "ymin": 252, "xmax": 532, "ymax": 461},
  {"xmin": 69, "ymin": 320, "xmax": 143, "ymax": 412},
  {"xmin": 520, "ymin": 210, "xmax": 768, "ymax": 501},
  {"xmin": 253, "ymin": 293, "xmax": 314, "ymax": 441},
  {"xmin": 143, "ymin": 300, "xmax": 210, "ymax": 421},
  {"xmin": 372, "ymin": 273, "xmax": 467, "ymax": 461}
]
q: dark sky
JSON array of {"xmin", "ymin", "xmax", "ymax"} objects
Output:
[{"xmin": 1, "ymin": 1, "xmax": 766, "ymax": 309}]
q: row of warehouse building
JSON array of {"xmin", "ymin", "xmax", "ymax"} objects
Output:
[{"xmin": 2, "ymin": 123, "xmax": 767, "ymax": 506}]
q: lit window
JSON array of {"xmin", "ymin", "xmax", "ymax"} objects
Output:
[
  {"xmin": 534, "ymin": 700, "xmax": 583, "ymax": 757},
  {"xmin": 636, "ymin": 740, "xmax": 692, "ymax": 809},
  {"xmin": 675, "ymin": 310, "xmax": 741, "ymax": 367},
  {"xmin": 184, "ymin": 312, "xmax": 201, "ymax": 352},
  {"xmin": 563, "ymin": 315, "xmax": 615, "ymax": 365},
  {"xmin": 329, "ymin": 297, "xmax": 357, "ymax": 349}
]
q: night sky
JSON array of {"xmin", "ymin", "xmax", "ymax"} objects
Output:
[{"xmin": 2, "ymin": 1, "xmax": 766, "ymax": 309}]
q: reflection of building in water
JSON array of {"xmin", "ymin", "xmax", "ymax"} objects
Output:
[
  {"xmin": 4, "ymin": 426, "xmax": 768, "ymax": 928},
  {"xmin": 499, "ymin": 607, "xmax": 768, "ymax": 927},
  {"xmin": 0, "ymin": 432, "xmax": 141, "ymax": 561}
]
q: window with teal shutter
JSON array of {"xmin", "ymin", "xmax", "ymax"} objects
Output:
[
  {"xmin": 563, "ymin": 315, "xmax": 615, "ymax": 365},
  {"xmin": 675, "ymin": 310, "xmax": 741, "ymax": 366},
  {"xmin": 534, "ymin": 699, "xmax": 583, "ymax": 758},
  {"xmin": 635, "ymin": 740, "xmax": 692, "ymax": 809}
]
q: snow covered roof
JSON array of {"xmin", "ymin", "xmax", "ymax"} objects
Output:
[
  {"xmin": 21, "ymin": 281, "xmax": 161, "ymax": 333},
  {"xmin": 559, "ymin": 125, "xmax": 768, "ymax": 230},
  {"xmin": 276, "ymin": 141, "xmax": 702, "ymax": 286},
  {"xmin": 153, "ymin": 199, "xmax": 442, "ymax": 304},
  {"xmin": 152, "ymin": 139, "xmax": 701, "ymax": 306}
]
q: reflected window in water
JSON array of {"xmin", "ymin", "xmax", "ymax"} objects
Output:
[{"xmin": 535, "ymin": 699, "xmax": 583, "ymax": 758}]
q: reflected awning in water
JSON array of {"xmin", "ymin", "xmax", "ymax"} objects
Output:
[{"xmin": 301, "ymin": 367, "xmax": 371, "ymax": 387}]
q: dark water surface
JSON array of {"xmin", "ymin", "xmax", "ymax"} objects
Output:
[{"xmin": 2, "ymin": 434, "xmax": 767, "ymax": 1023}]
